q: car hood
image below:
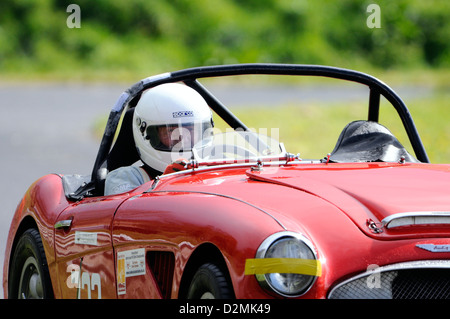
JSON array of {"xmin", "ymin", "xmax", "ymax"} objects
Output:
[
  {"xmin": 245, "ymin": 162, "xmax": 450, "ymax": 238},
  {"xmin": 156, "ymin": 162, "xmax": 450, "ymax": 239}
]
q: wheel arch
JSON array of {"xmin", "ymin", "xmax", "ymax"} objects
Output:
[
  {"xmin": 10, "ymin": 215, "xmax": 39, "ymax": 247},
  {"xmin": 6, "ymin": 215, "xmax": 40, "ymax": 278},
  {"xmin": 5, "ymin": 214, "xmax": 57, "ymax": 299},
  {"xmin": 178, "ymin": 242, "xmax": 235, "ymax": 298},
  {"xmin": 6, "ymin": 220, "xmax": 55, "ymax": 299}
]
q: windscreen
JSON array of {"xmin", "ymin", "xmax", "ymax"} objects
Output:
[{"xmin": 192, "ymin": 131, "xmax": 283, "ymax": 161}]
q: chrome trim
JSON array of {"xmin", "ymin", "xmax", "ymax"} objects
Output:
[
  {"xmin": 416, "ymin": 244, "xmax": 450, "ymax": 253},
  {"xmin": 151, "ymin": 158, "xmax": 322, "ymax": 182},
  {"xmin": 328, "ymin": 260, "xmax": 450, "ymax": 299},
  {"xmin": 54, "ymin": 219, "xmax": 72, "ymax": 229},
  {"xmin": 255, "ymin": 231, "xmax": 318, "ymax": 298},
  {"xmin": 255, "ymin": 231, "xmax": 317, "ymax": 260},
  {"xmin": 382, "ymin": 211, "xmax": 450, "ymax": 229}
]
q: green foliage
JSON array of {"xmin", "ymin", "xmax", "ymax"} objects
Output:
[
  {"xmin": 0, "ymin": 0, "xmax": 449, "ymax": 79},
  {"xmin": 225, "ymin": 91, "xmax": 450, "ymax": 163}
]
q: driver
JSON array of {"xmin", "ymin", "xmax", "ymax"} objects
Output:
[{"xmin": 104, "ymin": 83, "xmax": 213, "ymax": 196}]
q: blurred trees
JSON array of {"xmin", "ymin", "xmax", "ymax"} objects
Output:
[{"xmin": 0, "ymin": 0, "xmax": 448, "ymax": 78}]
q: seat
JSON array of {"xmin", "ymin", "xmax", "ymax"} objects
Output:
[
  {"xmin": 106, "ymin": 108, "xmax": 140, "ymax": 172},
  {"xmin": 92, "ymin": 108, "xmax": 141, "ymax": 195},
  {"xmin": 329, "ymin": 120, "xmax": 418, "ymax": 163},
  {"xmin": 63, "ymin": 108, "xmax": 141, "ymax": 200}
]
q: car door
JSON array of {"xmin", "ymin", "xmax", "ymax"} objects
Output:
[{"xmin": 54, "ymin": 194, "xmax": 129, "ymax": 299}]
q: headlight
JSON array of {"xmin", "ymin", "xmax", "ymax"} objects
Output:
[{"xmin": 253, "ymin": 231, "xmax": 319, "ymax": 297}]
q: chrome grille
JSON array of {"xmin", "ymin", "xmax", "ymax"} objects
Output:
[
  {"xmin": 328, "ymin": 260, "xmax": 450, "ymax": 299},
  {"xmin": 393, "ymin": 269, "xmax": 450, "ymax": 299}
]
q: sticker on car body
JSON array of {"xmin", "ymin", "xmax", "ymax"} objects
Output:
[
  {"xmin": 75, "ymin": 231, "xmax": 98, "ymax": 246},
  {"xmin": 117, "ymin": 248, "xmax": 146, "ymax": 295}
]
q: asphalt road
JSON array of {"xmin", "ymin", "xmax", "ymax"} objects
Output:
[
  {"xmin": 0, "ymin": 81, "xmax": 429, "ymax": 299},
  {"xmin": 0, "ymin": 82, "xmax": 124, "ymax": 298}
]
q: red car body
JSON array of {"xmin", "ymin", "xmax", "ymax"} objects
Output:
[{"xmin": 3, "ymin": 64, "xmax": 450, "ymax": 299}]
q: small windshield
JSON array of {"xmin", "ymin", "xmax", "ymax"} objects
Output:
[{"xmin": 192, "ymin": 131, "xmax": 283, "ymax": 161}]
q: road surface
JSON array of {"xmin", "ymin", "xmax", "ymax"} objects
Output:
[{"xmin": 0, "ymin": 82, "xmax": 124, "ymax": 298}]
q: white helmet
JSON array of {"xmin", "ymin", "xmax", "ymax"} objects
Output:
[{"xmin": 132, "ymin": 83, "xmax": 213, "ymax": 173}]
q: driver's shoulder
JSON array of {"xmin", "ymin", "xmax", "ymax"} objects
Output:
[{"xmin": 107, "ymin": 166, "xmax": 149, "ymax": 181}]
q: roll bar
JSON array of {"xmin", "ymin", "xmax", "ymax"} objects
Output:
[{"xmin": 91, "ymin": 63, "xmax": 429, "ymax": 184}]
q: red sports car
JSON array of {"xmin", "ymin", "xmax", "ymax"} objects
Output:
[{"xmin": 3, "ymin": 64, "xmax": 450, "ymax": 299}]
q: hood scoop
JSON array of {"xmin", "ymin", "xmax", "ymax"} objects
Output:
[{"xmin": 382, "ymin": 211, "xmax": 450, "ymax": 229}]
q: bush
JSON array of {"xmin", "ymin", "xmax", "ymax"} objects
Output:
[{"xmin": 1, "ymin": 0, "xmax": 448, "ymax": 78}]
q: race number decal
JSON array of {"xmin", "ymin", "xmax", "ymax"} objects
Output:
[{"xmin": 66, "ymin": 264, "xmax": 102, "ymax": 299}]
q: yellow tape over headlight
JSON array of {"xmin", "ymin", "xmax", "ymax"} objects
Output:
[{"xmin": 245, "ymin": 258, "xmax": 322, "ymax": 276}]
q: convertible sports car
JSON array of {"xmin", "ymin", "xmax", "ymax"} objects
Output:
[{"xmin": 3, "ymin": 64, "xmax": 450, "ymax": 299}]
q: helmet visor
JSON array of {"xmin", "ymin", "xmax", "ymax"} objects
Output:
[{"xmin": 146, "ymin": 121, "xmax": 213, "ymax": 152}]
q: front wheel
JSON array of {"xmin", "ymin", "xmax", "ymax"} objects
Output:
[
  {"xmin": 8, "ymin": 228, "xmax": 53, "ymax": 299},
  {"xmin": 186, "ymin": 263, "xmax": 234, "ymax": 299}
]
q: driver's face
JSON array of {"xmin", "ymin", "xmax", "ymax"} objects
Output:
[{"xmin": 158, "ymin": 124, "xmax": 195, "ymax": 149}]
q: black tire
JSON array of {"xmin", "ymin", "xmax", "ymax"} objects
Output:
[
  {"xmin": 8, "ymin": 228, "xmax": 54, "ymax": 299},
  {"xmin": 186, "ymin": 263, "xmax": 234, "ymax": 299}
]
